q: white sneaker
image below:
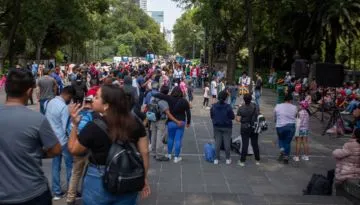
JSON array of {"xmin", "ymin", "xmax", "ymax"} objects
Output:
[
  {"xmin": 53, "ymin": 196, "xmax": 62, "ymax": 201},
  {"xmin": 341, "ymin": 111, "xmax": 350, "ymax": 115},
  {"xmin": 166, "ymin": 154, "xmax": 172, "ymax": 160},
  {"xmin": 214, "ymin": 159, "xmax": 219, "ymax": 165},
  {"xmin": 206, "ymin": 107, "xmax": 211, "ymax": 110},
  {"xmin": 293, "ymin": 156, "xmax": 300, "ymax": 162},
  {"xmin": 238, "ymin": 161, "xmax": 245, "ymax": 167},
  {"xmin": 255, "ymin": 161, "xmax": 260, "ymax": 166},
  {"xmin": 302, "ymin": 155, "xmax": 310, "ymax": 161},
  {"xmin": 226, "ymin": 159, "xmax": 232, "ymax": 165},
  {"xmin": 174, "ymin": 157, "xmax": 182, "ymax": 163}
]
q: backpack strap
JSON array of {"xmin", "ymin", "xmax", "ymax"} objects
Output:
[{"xmin": 93, "ymin": 118, "xmax": 109, "ymax": 136}]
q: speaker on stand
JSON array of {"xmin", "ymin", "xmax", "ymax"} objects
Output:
[{"xmin": 314, "ymin": 63, "xmax": 345, "ymax": 136}]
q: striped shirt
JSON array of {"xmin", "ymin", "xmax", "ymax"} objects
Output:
[{"xmin": 45, "ymin": 96, "xmax": 69, "ymax": 146}]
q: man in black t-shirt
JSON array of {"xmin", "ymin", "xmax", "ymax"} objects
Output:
[{"xmin": 236, "ymin": 94, "xmax": 260, "ymax": 167}]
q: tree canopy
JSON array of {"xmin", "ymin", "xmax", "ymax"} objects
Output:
[
  {"xmin": 173, "ymin": 0, "xmax": 360, "ymax": 80},
  {"xmin": 0, "ymin": 0, "xmax": 169, "ymax": 68}
]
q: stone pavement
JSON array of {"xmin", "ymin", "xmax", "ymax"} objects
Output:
[{"xmin": 0, "ymin": 89, "xmax": 352, "ymax": 205}]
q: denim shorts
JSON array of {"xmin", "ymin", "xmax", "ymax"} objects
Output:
[{"xmin": 299, "ymin": 130, "xmax": 309, "ymax": 137}]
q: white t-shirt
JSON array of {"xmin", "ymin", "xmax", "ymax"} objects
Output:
[
  {"xmin": 211, "ymin": 81, "xmax": 217, "ymax": 96},
  {"xmin": 173, "ymin": 70, "xmax": 183, "ymax": 79},
  {"xmin": 204, "ymin": 87, "xmax": 210, "ymax": 98},
  {"xmin": 274, "ymin": 103, "xmax": 298, "ymax": 128},
  {"xmin": 239, "ymin": 76, "xmax": 251, "ymax": 86},
  {"xmin": 192, "ymin": 69, "xmax": 197, "ymax": 78}
]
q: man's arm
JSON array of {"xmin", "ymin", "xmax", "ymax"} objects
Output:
[
  {"xmin": 39, "ymin": 118, "xmax": 61, "ymax": 158},
  {"xmin": 43, "ymin": 143, "xmax": 61, "ymax": 158},
  {"xmin": 165, "ymin": 109, "xmax": 182, "ymax": 127},
  {"xmin": 53, "ymin": 79, "xmax": 58, "ymax": 95},
  {"xmin": 236, "ymin": 108, "xmax": 241, "ymax": 122}
]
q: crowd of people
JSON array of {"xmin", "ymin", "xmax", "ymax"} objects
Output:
[
  {"xmin": 1, "ymin": 60, "xmax": 360, "ymax": 205},
  {"xmin": 273, "ymin": 71, "xmax": 360, "ymax": 185}
]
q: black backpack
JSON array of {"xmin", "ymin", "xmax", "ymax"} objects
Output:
[
  {"xmin": 146, "ymin": 98, "xmax": 162, "ymax": 122},
  {"xmin": 93, "ymin": 119, "xmax": 145, "ymax": 195},
  {"xmin": 303, "ymin": 170, "xmax": 334, "ymax": 195}
]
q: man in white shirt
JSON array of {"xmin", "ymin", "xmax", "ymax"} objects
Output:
[
  {"xmin": 211, "ymin": 77, "xmax": 218, "ymax": 105},
  {"xmin": 239, "ymin": 71, "xmax": 251, "ymax": 87},
  {"xmin": 173, "ymin": 67, "xmax": 183, "ymax": 84}
]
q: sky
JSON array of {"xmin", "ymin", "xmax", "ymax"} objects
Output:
[{"xmin": 147, "ymin": 0, "xmax": 185, "ymax": 31}]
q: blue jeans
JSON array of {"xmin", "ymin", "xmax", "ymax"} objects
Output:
[
  {"xmin": 276, "ymin": 124, "xmax": 295, "ymax": 156},
  {"xmin": 83, "ymin": 165, "xmax": 138, "ymax": 205},
  {"xmin": 52, "ymin": 144, "xmax": 73, "ymax": 196},
  {"xmin": 230, "ymin": 96, "xmax": 237, "ymax": 108},
  {"xmin": 167, "ymin": 121, "xmax": 185, "ymax": 157},
  {"xmin": 345, "ymin": 100, "xmax": 359, "ymax": 113},
  {"xmin": 255, "ymin": 90, "xmax": 261, "ymax": 108},
  {"xmin": 192, "ymin": 77, "xmax": 197, "ymax": 87}
]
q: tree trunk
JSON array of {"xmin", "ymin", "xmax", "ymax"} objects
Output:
[
  {"xmin": 208, "ymin": 42, "xmax": 214, "ymax": 70},
  {"xmin": 204, "ymin": 26, "xmax": 209, "ymax": 64},
  {"xmin": 325, "ymin": 35, "xmax": 337, "ymax": 63},
  {"xmin": 226, "ymin": 42, "xmax": 236, "ymax": 83},
  {"xmin": 36, "ymin": 41, "xmax": 42, "ymax": 61},
  {"xmin": 7, "ymin": 0, "xmax": 21, "ymax": 67},
  {"xmin": 246, "ymin": 0, "xmax": 255, "ymax": 79}
]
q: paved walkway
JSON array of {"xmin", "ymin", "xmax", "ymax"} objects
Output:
[{"xmin": 1, "ymin": 89, "xmax": 351, "ymax": 205}]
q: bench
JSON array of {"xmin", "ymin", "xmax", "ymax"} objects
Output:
[{"xmin": 336, "ymin": 179, "xmax": 360, "ymax": 204}]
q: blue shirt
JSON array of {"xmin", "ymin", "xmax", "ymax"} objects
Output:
[
  {"xmin": 51, "ymin": 73, "xmax": 63, "ymax": 92},
  {"xmin": 32, "ymin": 64, "xmax": 38, "ymax": 73},
  {"xmin": 45, "ymin": 96, "xmax": 69, "ymax": 146},
  {"xmin": 144, "ymin": 90, "xmax": 159, "ymax": 105}
]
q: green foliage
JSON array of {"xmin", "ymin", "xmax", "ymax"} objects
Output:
[
  {"xmin": 55, "ymin": 50, "xmax": 64, "ymax": 63},
  {"xmin": 117, "ymin": 44, "xmax": 132, "ymax": 56},
  {"xmin": 174, "ymin": 0, "xmax": 360, "ymax": 72},
  {"xmin": 173, "ymin": 9, "xmax": 204, "ymax": 58},
  {"xmin": 91, "ymin": 0, "xmax": 169, "ymax": 59}
]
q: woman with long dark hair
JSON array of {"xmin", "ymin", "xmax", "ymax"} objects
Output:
[
  {"xmin": 154, "ymin": 86, "xmax": 191, "ymax": 163},
  {"xmin": 68, "ymin": 85, "xmax": 150, "ymax": 205}
]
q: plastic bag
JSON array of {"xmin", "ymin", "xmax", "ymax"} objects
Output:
[{"xmin": 204, "ymin": 143, "xmax": 216, "ymax": 163}]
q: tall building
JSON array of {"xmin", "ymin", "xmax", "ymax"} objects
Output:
[
  {"xmin": 139, "ymin": 0, "xmax": 147, "ymax": 11},
  {"xmin": 147, "ymin": 11, "xmax": 164, "ymax": 32},
  {"xmin": 164, "ymin": 29, "xmax": 173, "ymax": 45}
]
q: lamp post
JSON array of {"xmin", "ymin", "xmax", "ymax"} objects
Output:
[{"xmin": 192, "ymin": 29, "xmax": 196, "ymax": 60}]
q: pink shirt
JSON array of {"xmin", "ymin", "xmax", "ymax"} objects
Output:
[{"xmin": 299, "ymin": 109, "xmax": 310, "ymax": 131}]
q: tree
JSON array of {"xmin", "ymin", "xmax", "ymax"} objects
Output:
[
  {"xmin": 173, "ymin": 9, "xmax": 204, "ymax": 58},
  {"xmin": 308, "ymin": 0, "xmax": 360, "ymax": 63},
  {"xmin": 23, "ymin": 0, "xmax": 55, "ymax": 61},
  {"xmin": 117, "ymin": 44, "xmax": 132, "ymax": 56}
]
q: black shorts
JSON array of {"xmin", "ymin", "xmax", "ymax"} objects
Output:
[{"xmin": 212, "ymin": 95, "xmax": 217, "ymax": 98}]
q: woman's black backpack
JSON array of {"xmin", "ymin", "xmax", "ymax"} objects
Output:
[{"xmin": 93, "ymin": 119, "xmax": 145, "ymax": 195}]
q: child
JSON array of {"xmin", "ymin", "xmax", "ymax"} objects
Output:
[
  {"xmin": 203, "ymin": 82, "xmax": 210, "ymax": 109},
  {"xmin": 294, "ymin": 100, "xmax": 310, "ymax": 162},
  {"xmin": 0, "ymin": 74, "xmax": 6, "ymax": 90},
  {"xmin": 333, "ymin": 128, "xmax": 360, "ymax": 183}
]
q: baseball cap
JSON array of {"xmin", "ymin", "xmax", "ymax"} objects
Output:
[{"xmin": 84, "ymin": 95, "xmax": 94, "ymax": 102}]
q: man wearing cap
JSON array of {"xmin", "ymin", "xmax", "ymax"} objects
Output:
[
  {"xmin": 37, "ymin": 68, "xmax": 58, "ymax": 114},
  {"xmin": 66, "ymin": 90, "xmax": 99, "ymax": 205}
]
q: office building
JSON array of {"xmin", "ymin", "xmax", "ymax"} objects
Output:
[{"xmin": 139, "ymin": 0, "xmax": 147, "ymax": 11}]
